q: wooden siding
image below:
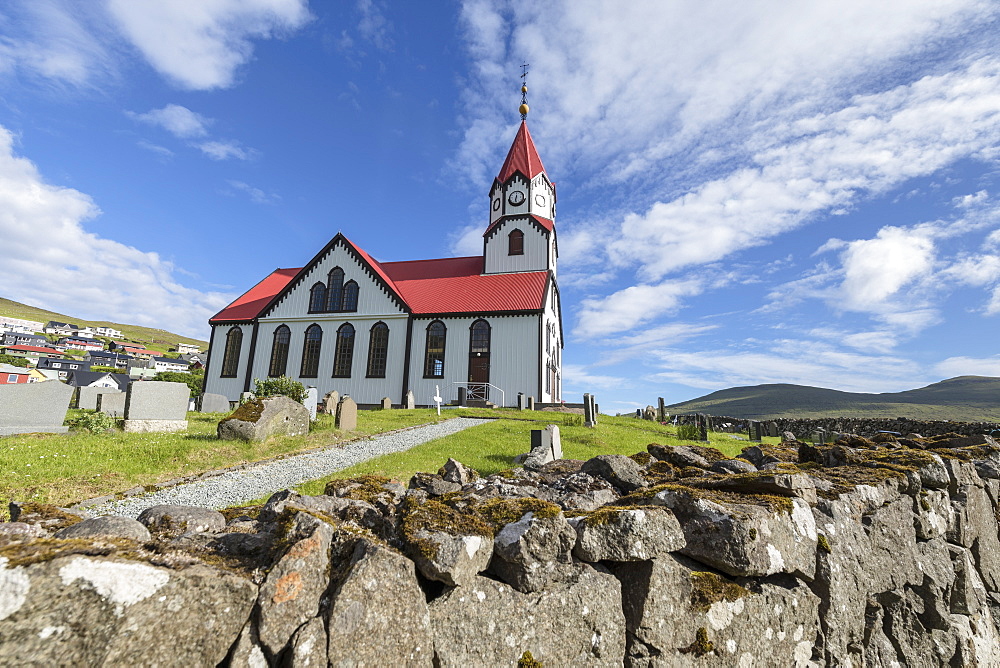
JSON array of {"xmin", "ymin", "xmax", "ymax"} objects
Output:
[{"xmin": 484, "ymin": 217, "xmax": 551, "ymax": 275}]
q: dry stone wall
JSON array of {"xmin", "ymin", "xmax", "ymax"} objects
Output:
[
  {"xmin": 673, "ymin": 413, "xmax": 1000, "ymax": 439},
  {"xmin": 3, "ymin": 434, "xmax": 1000, "ymax": 666}
]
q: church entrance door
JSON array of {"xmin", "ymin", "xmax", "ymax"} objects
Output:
[{"xmin": 468, "ymin": 353, "xmax": 490, "ymax": 401}]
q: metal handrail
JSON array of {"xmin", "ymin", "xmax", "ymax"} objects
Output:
[{"xmin": 451, "ymin": 381, "xmax": 505, "ymax": 408}]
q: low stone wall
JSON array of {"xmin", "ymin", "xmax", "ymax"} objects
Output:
[
  {"xmin": 672, "ymin": 413, "xmax": 1000, "ymax": 438},
  {"xmin": 3, "ymin": 432, "xmax": 1000, "ymax": 666}
]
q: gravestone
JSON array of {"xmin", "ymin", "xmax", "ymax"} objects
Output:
[
  {"xmin": 122, "ymin": 381, "xmax": 189, "ymax": 433},
  {"xmin": 0, "ymin": 381, "xmax": 74, "ymax": 435},
  {"xmin": 240, "ymin": 392, "xmax": 253, "ymax": 404},
  {"xmin": 77, "ymin": 386, "xmax": 119, "ymax": 410},
  {"xmin": 643, "ymin": 405, "xmax": 656, "ymax": 421},
  {"xmin": 97, "ymin": 392, "xmax": 126, "ymax": 418},
  {"xmin": 583, "ymin": 393, "xmax": 597, "ymax": 428},
  {"xmin": 517, "ymin": 392, "xmax": 526, "ymax": 411},
  {"xmin": 657, "ymin": 397, "xmax": 666, "ymax": 422},
  {"xmin": 381, "ymin": 397, "xmax": 392, "ymax": 410},
  {"xmin": 188, "ymin": 399, "xmax": 196, "ymax": 411},
  {"xmin": 518, "ymin": 425, "xmax": 563, "ymax": 470},
  {"xmin": 336, "ymin": 396, "xmax": 358, "ymax": 431},
  {"xmin": 457, "ymin": 386, "xmax": 467, "ymax": 406},
  {"xmin": 218, "ymin": 396, "xmax": 309, "ymax": 442},
  {"xmin": 199, "ymin": 393, "xmax": 231, "ymax": 413},
  {"xmin": 698, "ymin": 414, "xmax": 708, "ymax": 442},
  {"xmin": 322, "ymin": 390, "xmax": 340, "ymax": 415},
  {"xmin": 812, "ymin": 429, "xmax": 828, "ymax": 445},
  {"xmin": 767, "ymin": 422, "xmax": 779, "ymax": 438},
  {"xmin": 749, "ymin": 420, "xmax": 763, "ymax": 442},
  {"xmin": 635, "ymin": 409, "xmax": 642, "ymax": 418},
  {"xmin": 527, "ymin": 396, "xmax": 535, "ymax": 411},
  {"xmin": 305, "ymin": 387, "xmax": 318, "ymax": 421},
  {"xmin": 404, "ymin": 390, "xmax": 415, "ymax": 410}
]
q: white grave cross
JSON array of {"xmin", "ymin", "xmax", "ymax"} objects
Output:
[{"xmin": 433, "ymin": 385, "xmax": 443, "ymax": 416}]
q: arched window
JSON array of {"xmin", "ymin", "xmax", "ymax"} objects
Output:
[
  {"xmin": 268, "ymin": 325, "xmax": 291, "ymax": 377},
  {"xmin": 326, "ymin": 268, "xmax": 344, "ymax": 312},
  {"xmin": 333, "ymin": 323, "xmax": 355, "ymax": 378},
  {"xmin": 508, "ymin": 229, "xmax": 524, "ymax": 256},
  {"xmin": 300, "ymin": 324, "xmax": 323, "ymax": 378},
  {"xmin": 469, "ymin": 319, "xmax": 490, "ymax": 354},
  {"xmin": 341, "ymin": 280, "xmax": 359, "ymax": 312},
  {"xmin": 309, "ymin": 282, "xmax": 327, "ymax": 313},
  {"xmin": 366, "ymin": 322, "xmax": 389, "ymax": 378},
  {"xmin": 220, "ymin": 326, "xmax": 242, "ymax": 377},
  {"xmin": 423, "ymin": 320, "xmax": 446, "ymax": 378},
  {"xmin": 546, "ymin": 322, "xmax": 551, "ymax": 350}
]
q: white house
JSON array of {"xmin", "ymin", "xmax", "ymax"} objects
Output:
[
  {"xmin": 204, "ymin": 118, "xmax": 563, "ymax": 407},
  {"xmin": 94, "ymin": 326, "xmax": 123, "ymax": 338},
  {"xmin": 151, "ymin": 356, "xmax": 190, "ymax": 373},
  {"xmin": 174, "ymin": 342, "xmax": 201, "ymax": 355}
]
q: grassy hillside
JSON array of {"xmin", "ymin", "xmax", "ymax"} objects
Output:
[
  {"xmin": 0, "ymin": 297, "xmax": 208, "ymax": 353},
  {"xmin": 664, "ymin": 376, "xmax": 1000, "ymax": 421}
]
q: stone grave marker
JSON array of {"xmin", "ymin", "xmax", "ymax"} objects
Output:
[
  {"xmin": 458, "ymin": 386, "xmax": 467, "ymax": 406},
  {"xmin": 635, "ymin": 409, "xmax": 642, "ymax": 418},
  {"xmin": 199, "ymin": 393, "xmax": 231, "ymax": 413},
  {"xmin": 322, "ymin": 390, "xmax": 340, "ymax": 415},
  {"xmin": 527, "ymin": 396, "xmax": 535, "ymax": 411},
  {"xmin": 518, "ymin": 424, "xmax": 563, "ymax": 470},
  {"xmin": 77, "ymin": 386, "xmax": 120, "ymax": 410},
  {"xmin": 517, "ymin": 392, "xmax": 526, "ymax": 410},
  {"xmin": 336, "ymin": 396, "xmax": 358, "ymax": 430},
  {"xmin": 404, "ymin": 390, "xmax": 415, "ymax": 410},
  {"xmin": 583, "ymin": 393, "xmax": 597, "ymax": 428},
  {"xmin": 767, "ymin": 422, "xmax": 779, "ymax": 438},
  {"xmin": 657, "ymin": 397, "xmax": 666, "ymax": 422},
  {"xmin": 305, "ymin": 387, "xmax": 318, "ymax": 421},
  {"xmin": 0, "ymin": 381, "xmax": 74, "ymax": 435},
  {"xmin": 380, "ymin": 397, "xmax": 392, "ymax": 410},
  {"xmin": 698, "ymin": 414, "xmax": 709, "ymax": 442},
  {"xmin": 122, "ymin": 381, "xmax": 189, "ymax": 433},
  {"xmin": 643, "ymin": 405, "xmax": 656, "ymax": 421},
  {"xmin": 749, "ymin": 420, "xmax": 763, "ymax": 442},
  {"xmin": 97, "ymin": 392, "xmax": 126, "ymax": 418}
]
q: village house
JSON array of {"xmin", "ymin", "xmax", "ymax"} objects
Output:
[
  {"xmin": 0, "ymin": 363, "xmax": 31, "ymax": 384},
  {"xmin": 204, "ymin": 115, "xmax": 563, "ymax": 406},
  {"xmin": 1, "ymin": 344, "xmax": 65, "ymax": 365}
]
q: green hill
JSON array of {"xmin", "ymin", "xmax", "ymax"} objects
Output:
[
  {"xmin": 664, "ymin": 376, "xmax": 1000, "ymax": 422},
  {"xmin": 0, "ymin": 297, "xmax": 208, "ymax": 354}
]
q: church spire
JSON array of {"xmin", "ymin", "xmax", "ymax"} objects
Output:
[{"xmin": 519, "ymin": 62, "xmax": 529, "ymax": 120}]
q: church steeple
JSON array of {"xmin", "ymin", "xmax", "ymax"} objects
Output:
[{"xmin": 496, "ymin": 121, "xmax": 547, "ymax": 184}]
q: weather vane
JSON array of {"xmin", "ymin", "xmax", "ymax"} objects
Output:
[{"xmin": 519, "ymin": 62, "xmax": 529, "ymax": 120}]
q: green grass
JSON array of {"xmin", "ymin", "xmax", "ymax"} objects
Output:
[
  {"xmin": 0, "ymin": 297, "xmax": 208, "ymax": 353},
  {"xmin": 0, "ymin": 408, "xmax": 454, "ymax": 520},
  {"xmin": 293, "ymin": 410, "xmax": 756, "ymax": 496}
]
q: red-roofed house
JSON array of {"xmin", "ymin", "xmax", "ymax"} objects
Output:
[{"xmin": 204, "ymin": 119, "xmax": 563, "ymax": 407}]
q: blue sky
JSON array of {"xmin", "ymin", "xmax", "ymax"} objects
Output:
[{"xmin": 2, "ymin": 1, "xmax": 1000, "ymax": 413}]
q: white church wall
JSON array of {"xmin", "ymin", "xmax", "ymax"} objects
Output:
[
  {"xmin": 541, "ymin": 282, "xmax": 563, "ymax": 403},
  {"xmin": 407, "ymin": 314, "xmax": 540, "ymax": 407},
  {"xmin": 204, "ymin": 323, "xmax": 251, "ymax": 400},
  {"xmin": 251, "ymin": 315, "xmax": 408, "ymax": 405},
  {"xmin": 484, "ymin": 217, "xmax": 550, "ymax": 275},
  {"xmin": 265, "ymin": 243, "xmax": 405, "ymax": 320}
]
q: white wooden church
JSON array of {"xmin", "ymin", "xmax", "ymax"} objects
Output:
[{"xmin": 203, "ymin": 117, "xmax": 563, "ymax": 408}]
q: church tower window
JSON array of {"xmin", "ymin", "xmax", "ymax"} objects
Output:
[
  {"xmin": 333, "ymin": 323, "xmax": 355, "ymax": 377},
  {"xmin": 326, "ymin": 268, "xmax": 344, "ymax": 312},
  {"xmin": 309, "ymin": 282, "xmax": 327, "ymax": 313},
  {"xmin": 508, "ymin": 229, "xmax": 524, "ymax": 255},
  {"xmin": 220, "ymin": 326, "xmax": 242, "ymax": 377},
  {"xmin": 366, "ymin": 322, "xmax": 389, "ymax": 378},
  {"xmin": 300, "ymin": 324, "xmax": 323, "ymax": 378},
  {"xmin": 268, "ymin": 325, "xmax": 291, "ymax": 377},
  {"xmin": 423, "ymin": 321, "xmax": 446, "ymax": 378},
  {"xmin": 341, "ymin": 280, "xmax": 359, "ymax": 312}
]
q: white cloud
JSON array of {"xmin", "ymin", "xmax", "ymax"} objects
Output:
[
  {"xmin": 934, "ymin": 355, "xmax": 1000, "ymax": 377},
  {"xmin": 129, "ymin": 104, "xmax": 211, "ymax": 139},
  {"xmin": 561, "ymin": 363, "xmax": 628, "ymax": 392},
  {"xmin": 198, "ymin": 140, "xmax": 257, "ymax": 161},
  {"xmin": 0, "ymin": 125, "xmax": 231, "ymax": 338},
  {"xmin": 135, "ymin": 140, "xmax": 174, "ymax": 159},
  {"xmin": 226, "ymin": 179, "xmax": 280, "ymax": 204},
  {"xmin": 838, "ymin": 226, "xmax": 936, "ymax": 311},
  {"xmin": 575, "ymin": 279, "xmax": 703, "ymax": 337},
  {"xmin": 356, "ymin": 0, "xmax": 392, "ymax": 51},
  {"xmin": 106, "ymin": 0, "xmax": 311, "ymax": 90},
  {"xmin": 448, "ymin": 222, "xmax": 484, "ymax": 257}
]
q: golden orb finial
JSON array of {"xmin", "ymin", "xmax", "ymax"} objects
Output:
[
  {"xmin": 519, "ymin": 103, "xmax": 529, "ymax": 116},
  {"xmin": 519, "ymin": 62, "xmax": 530, "ymax": 120},
  {"xmin": 521, "ymin": 85, "xmax": 528, "ymax": 93}
]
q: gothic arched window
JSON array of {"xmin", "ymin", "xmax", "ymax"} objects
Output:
[
  {"xmin": 326, "ymin": 268, "xmax": 344, "ymax": 312},
  {"xmin": 341, "ymin": 280, "xmax": 359, "ymax": 312},
  {"xmin": 300, "ymin": 324, "xmax": 323, "ymax": 378},
  {"xmin": 366, "ymin": 322, "xmax": 389, "ymax": 378},
  {"xmin": 333, "ymin": 323, "xmax": 355, "ymax": 378},
  {"xmin": 220, "ymin": 326, "xmax": 242, "ymax": 377},
  {"xmin": 508, "ymin": 229, "xmax": 524, "ymax": 256},
  {"xmin": 268, "ymin": 325, "xmax": 291, "ymax": 377},
  {"xmin": 309, "ymin": 282, "xmax": 327, "ymax": 313},
  {"xmin": 423, "ymin": 320, "xmax": 446, "ymax": 378},
  {"xmin": 469, "ymin": 319, "xmax": 490, "ymax": 354}
]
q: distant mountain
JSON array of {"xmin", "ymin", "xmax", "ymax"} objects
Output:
[
  {"xmin": 0, "ymin": 297, "xmax": 208, "ymax": 353},
  {"xmin": 664, "ymin": 376, "xmax": 1000, "ymax": 422}
]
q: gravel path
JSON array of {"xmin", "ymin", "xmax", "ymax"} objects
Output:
[{"xmin": 92, "ymin": 417, "xmax": 492, "ymax": 518}]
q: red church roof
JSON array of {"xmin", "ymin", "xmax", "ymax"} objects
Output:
[
  {"xmin": 380, "ymin": 257, "xmax": 548, "ymax": 314},
  {"xmin": 496, "ymin": 121, "xmax": 547, "ymax": 183},
  {"xmin": 210, "ymin": 268, "xmax": 299, "ymax": 323}
]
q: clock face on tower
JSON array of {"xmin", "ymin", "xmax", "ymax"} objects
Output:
[
  {"xmin": 508, "ymin": 190, "xmax": 525, "ymax": 206},
  {"xmin": 535, "ymin": 194, "xmax": 546, "ymax": 207}
]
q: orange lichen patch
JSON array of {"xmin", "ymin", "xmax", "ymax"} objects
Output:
[
  {"xmin": 273, "ymin": 571, "xmax": 304, "ymax": 603},
  {"xmin": 286, "ymin": 534, "xmax": 321, "ymax": 560}
]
